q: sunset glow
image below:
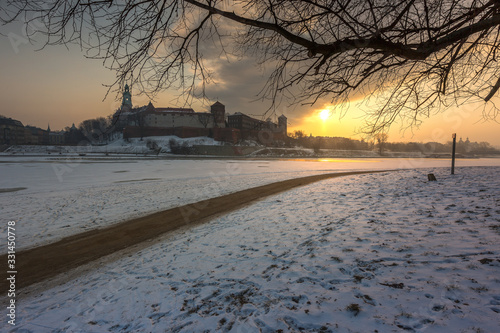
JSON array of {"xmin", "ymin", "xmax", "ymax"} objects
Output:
[
  {"xmin": 0, "ymin": 19, "xmax": 499, "ymax": 146},
  {"xmin": 319, "ymin": 109, "xmax": 330, "ymax": 121},
  {"xmin": 1, "ymin": 1, "xmax": 500, "ymax": 331}
]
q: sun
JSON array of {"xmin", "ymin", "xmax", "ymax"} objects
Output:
[{"xmin": 319, "ymin": 109, "xmax": 330, "ymax": 121}]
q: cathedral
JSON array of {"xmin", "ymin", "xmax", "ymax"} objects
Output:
[
  {"xmin": 113, "ymin": 84, "xmax": 226, "ymax": 131},
  {"xmin": 114, "ymin": 85, "xmax": 287, "ymax": 144}
]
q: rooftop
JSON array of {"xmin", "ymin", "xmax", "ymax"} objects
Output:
[
  {"xmin": 155, "ymin": 107, "xmax": 195, "ymax": 113},
  {"xmin": 0, "ymin": 117, "xmax": 24, "ymax": 127}
]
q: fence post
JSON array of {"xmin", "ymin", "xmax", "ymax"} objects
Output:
[{"xmin": 451, "ymin": 133, "xmax": 456, "ymax": 175}]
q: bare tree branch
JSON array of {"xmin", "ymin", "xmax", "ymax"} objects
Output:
[{"xmin": 2, "ymin": 0, "xmax": 500, "ymax": 134}]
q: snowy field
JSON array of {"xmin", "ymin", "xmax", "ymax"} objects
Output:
[
  {"xmin": 2, "ymin": 136, "xmax": 222, "ymax": 155},
  {"xmin": 1, "ymin": 157, "xmax": 500, "ymax": 332},
  {"xmin": 1, "ymin": 156, "xmax": 383, "ymax": 250},
  {"xmin": 3, "ymin": 156, "xmax": 497, "ymax": 250}
]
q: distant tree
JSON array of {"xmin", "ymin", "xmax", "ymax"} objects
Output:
[
  {"xmin": 78, "ymin": 117, "xmax": 111, "ymax": 143},
  {"xmin": 78, "ymin": 120, "xmax": 93, "ymax": 139},
  {"xmin": 293, "ymin": 130, "xmax": 306, "ymax": 140},
  {"xmin": 169, "ymin": 138, "xmax": 192, "ymax": 154},
  {"xmin": 339, "ymin": 138, "xmax": 356, "ymax": 150},
  {"xmin": 64, "ymin": 125, "xmax": 85, "ymax": 145},
  {"xmin": 3, "ymin": 1, "xmax": 500, "ymax": 134},
  {"xmin": 197, "ymin": 113, "xmax": 212, "ymax": 128},
  {"xmin": 375, "ymin": 133, "xmax": 389, "ymax": 155},
  {"xmin": 106, "ymin": 114, "xmax": 121, "ymax": 135},
  {"xmin": 290, "ymin": 130, "xmax": 307, "ymax": 147},
  {"xmin": 313, "ymin": 137, "xmax": 321, "ymax": 154},
  {"xmin": 456, "ymin": 137, "xmax": 466, "ymax": 154},
  {"xmin": 123, "ymin": 131, "xmax": 130, "ymax": 143},
  {"xmin": 356, "ymin": 138, "xmax": 369, "ymax": 151},
  {"xmin": 128, "ymin": 111, "xmax": 147, "ymax": 140}
]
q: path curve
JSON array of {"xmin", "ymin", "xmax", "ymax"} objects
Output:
[{"xmin": 1, "ymin": 170, "xmax": 391, "ymax": 293}]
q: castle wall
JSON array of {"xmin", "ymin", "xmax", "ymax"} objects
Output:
[
  {"xmin": 124, "ymin": 126, "xmax": 287, "ymax": 146},
  {"xmin": 143, "ymin": 112, "xmax": 214, "ymax": 129},
  {"xmin": 124, "ymin": 126, "xmax": 211, "ymax": 139},
  {"xmin": 210, "ymin": 102, "xmax": 226, "ymax": 128}
]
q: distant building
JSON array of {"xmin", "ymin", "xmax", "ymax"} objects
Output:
[
  {"xmin": 0, "ymin": 117, "xmax": 25, "ymax": 145},
  {"xmin": 49, "ymin": 130, "xmax": 65, "ymax": 145},
  {"xmin": 24, "ymin": 126, "xmax": 47, "ymax": 145},
  {"xmin": 0, "ymin": 116, "xmax": 63, "ymax": 146},
  {"xmin": 227, "ymin": 112, "xmax": 287, "ymax": 135},
  {"xmin": 65, "ymin": 123, "xmax": 85, "ymax": 145},
  {"xmin": 278, "ymin": 114, "xmax": 287, "ymax": 135},
  {"xmin": 121, "ymin": 84, "xmax": 132, "ymax": 110},
  {"xmin": 140, "ymin": 102, "xmax": 223, "ymax": 129},
  {"xmin": 114, "ymin": 86, "xmax": 227, "ymax": 132},
  {"xmin": 227, "ymin": 113, "xmax": 265, "ymax": 130},
  {"xmin": 210, "ymin": 101, "xmax": 226, "ymax": 128},
  {"xmin": 116, "ymin": 85, "xmax": 287, "ymax": 144}
]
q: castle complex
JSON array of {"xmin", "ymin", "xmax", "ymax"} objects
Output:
[
  {"xmin": 114, "ymin": 85, "xmax": 287, "ymax": 144},
  {"xmin": 1, "ymin": 85, "xmax": 287, "ymax": 147}
]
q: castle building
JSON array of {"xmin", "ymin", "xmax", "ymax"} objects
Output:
[
  {"xmin": 117, "ymin": 85, "xmax": 287, "ymax": 143},
  {"xmin": 115, "ymin": 85, "xmax": 227, "ymax": 131},
  {"xmin": 121, "ymin": 84, "xmax": 132, "ymax": 110},
  {"xmin": 227, "ymin": 113, "xmax": 264, "ymax": 130},
  {"xmin": 138, "ymin": 101, "xmax": 226, "ymax": 129},
  {"xmin": 227, "ymin": 112, "xmax": 287, "ymax": 134},
  {"xmin": 210, "ymin": 101, "xmax": 226, "ymax": 128},
  {"xmin": 278, "ymin": 114, "xmax": 287, "ymax": 135}
]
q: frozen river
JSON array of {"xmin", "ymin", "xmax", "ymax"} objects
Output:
[
  {"xmin": 1, "ymin": 156, "xmax": 499, "ymax": 250},
  {"xmin": 1, "ymin": 156, "xmax": 499, "ymax": 332},
  {"xmin": 2, "ymin": 156, "xmax": 499, "ymax": 194}
]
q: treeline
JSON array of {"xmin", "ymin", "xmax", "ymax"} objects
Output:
[
  {"xmin": 384, "ymin": 140, "xmax": 497, "ymax": 154},
  {"xmin": 288, "ymin": 130, "xmax": 373, "ymax": 151},
  {"xmin": 288, "ymin": 130, "xmax": 499, "ymax": 155},
  {"xmin": 58, "ymin": 115, "xmax": 499, "ymax": 156},
  {"xmin": 64, "ymin": 115, "xmax": 120, "ymax": 145}
]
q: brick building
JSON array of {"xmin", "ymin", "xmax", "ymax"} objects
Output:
[
  {"xmin": 115, "ymin": 85, "xmax": 226, "ymax": 130},
  {"xmin": 118, "ymin": 85, "xmax": 287, "ymax": 144}
]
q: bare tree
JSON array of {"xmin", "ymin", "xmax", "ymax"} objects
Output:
[
  {"xmin": 292, "ymin": 130, "xmax": 306, "ymax": 140},
  {"xmin": 3, "ymin": 0, "xmax": 500, "ymax": 133},
  {"xmin": 197, "ymin": 113, "xmax": 212, "ymax": 128},
  {"xmin": 78, "ymin": 116, "xmax": 111, "ymax": 143},
  {"xmin": 375, "ymin": 133, "xmax": 389, "ymax": 155}
]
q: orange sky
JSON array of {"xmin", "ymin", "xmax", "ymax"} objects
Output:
[
  {"xmin": 1, "ymin": 21, "xmax": 499, "ymax": 146},
  {"xmin": 288, "ymin": 101, "xmax": 500, "ymax": 146}
]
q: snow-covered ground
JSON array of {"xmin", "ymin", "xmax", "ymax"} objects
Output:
[
  {"xmin": 1, "ymin": 156, "xmax": 498, "ymax": 250},
  {"xmin": 2, "ymin": 160, "xmax": 500, "ymax": 332},
  {"xmin": 2, "ymin": 136, "xmax": 222, "ymax": 155}
]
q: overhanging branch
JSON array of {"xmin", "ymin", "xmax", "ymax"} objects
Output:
[{"xmin": 186, "ymin": 0, "xmax": 500, "ymax": 62}]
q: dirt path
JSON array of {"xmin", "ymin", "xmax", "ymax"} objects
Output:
[{"xmin": 1, "ymin": 170, "xmax": 391, "ymax": 293}]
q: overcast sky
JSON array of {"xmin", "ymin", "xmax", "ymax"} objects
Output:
[{"xmin": 1, "ymin": 11, "xmax": 499, "ymax": 146}]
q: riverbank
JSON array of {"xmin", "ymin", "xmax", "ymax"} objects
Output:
[{"xmin": 3, "ymin": 166, "xmax": 499, "ymax": 332}]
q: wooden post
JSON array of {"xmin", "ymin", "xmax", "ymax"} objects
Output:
[{"xmin": 451, "ymin": 133, "xmax": 456, "ymax": 175}]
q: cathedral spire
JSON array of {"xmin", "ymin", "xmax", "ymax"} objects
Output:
[{"xmin": 121, "ymin": 84, "xmax": 132, "ymax": 110}]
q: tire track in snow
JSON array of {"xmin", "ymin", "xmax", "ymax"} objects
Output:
[{"xmin": 0, "ymin": 170, "xmax": 393, "ymax": 293}]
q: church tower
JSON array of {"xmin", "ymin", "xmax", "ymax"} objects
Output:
[
  {"xmin": 278, "ymin": 114, "xmax": 287, "ymax": 136},
  {"xmin": 121, "ymin": 84, "xmax": 132, "ymax": 110},
  {"xmin": 210, "ymin": 101, "xmax": 226, "ymax": 128}
]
